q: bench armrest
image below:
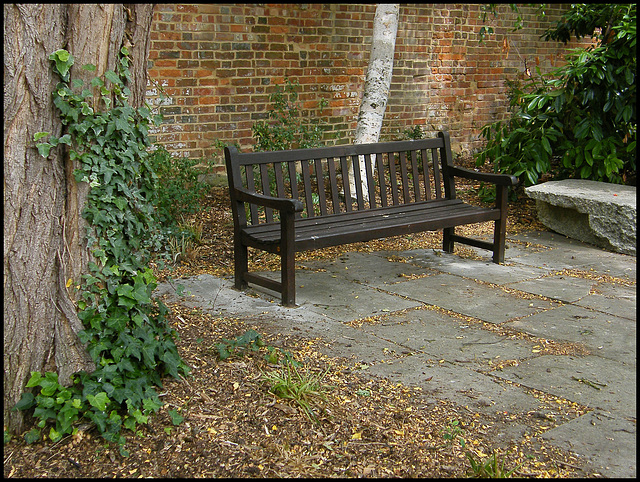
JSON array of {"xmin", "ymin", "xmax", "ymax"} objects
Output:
[
  {"xmin": 449, "ymin": 166, "xmax": 518, "ymax": 186},
  {"xmin": 234, "ymin": 187, "xmax": 304, "ymax": 214}
]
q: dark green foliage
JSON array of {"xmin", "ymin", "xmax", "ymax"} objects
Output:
[
  {"xmin": 252, "ymin": 78, "xmax": 328, "ymax": 152},
  {"xmin": 215, "ymin": 329, "xmax": 265, "ymax": 360},
  {"xmin": 16, "ymin": 48, "xmax": 189, "ymax": 453},
  {"xmin": 148, "ymin": 145, "xmax": 212, "ymax": 227},
  {"xmin": 475, "ymin": 4, "xmax": 636, "ymax": 186}
]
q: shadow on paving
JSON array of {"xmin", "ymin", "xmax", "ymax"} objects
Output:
[{"xmin": 156, "ymin": 230, "xmax": 636, "ymax": 478}]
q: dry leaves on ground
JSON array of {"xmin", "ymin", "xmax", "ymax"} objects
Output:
[{"xmin": 4, "ymin": 179, "xmax": 600, "ymax": 478}]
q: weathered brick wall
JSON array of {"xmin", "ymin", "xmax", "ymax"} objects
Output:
[{"xmin": 146, "ymin": 3, "xmax": 587, "ymax": 164}]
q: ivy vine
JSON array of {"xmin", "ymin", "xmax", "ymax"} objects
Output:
[{"xmin": 14, "ymin": 48, "xmax": 189, "ymax": 455}]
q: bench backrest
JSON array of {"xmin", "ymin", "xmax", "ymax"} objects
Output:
[{"xmin": 225, "ymin": 131, "xmax": 456, "ymax": 226}]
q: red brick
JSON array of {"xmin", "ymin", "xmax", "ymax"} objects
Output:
[{"xmin": 148, "ymin": 3, "xmax": 590, "ymax": 159}]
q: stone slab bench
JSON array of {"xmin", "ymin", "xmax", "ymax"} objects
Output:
[{"xmin": 525, "ymin": 179, "xmax": 636, "ymax": 255}]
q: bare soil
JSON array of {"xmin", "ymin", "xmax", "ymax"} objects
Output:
[{"xmin": 4, "ymin": 176, "xmax": 599, "ymax": 478}]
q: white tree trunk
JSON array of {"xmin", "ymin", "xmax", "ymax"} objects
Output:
[{"xmin": 349, "ymin": 4, "xmax": 399, "ymax": 201}]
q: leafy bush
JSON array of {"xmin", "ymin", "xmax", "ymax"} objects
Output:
[
  {"xmin": 475, "ymin": 4, "xmax": 636, "ymax": 186},
  {"xmin": 252, "ymin": 78, "xmax": 328, "ymax": 152},
  {"xmin": 148, "ymin": 145, "xmax": 212, "ymax": 228}
]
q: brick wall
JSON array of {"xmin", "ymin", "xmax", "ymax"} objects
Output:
[{"xmin": 146, "ymin": 3, "xmax": 587, "ymax": 164}]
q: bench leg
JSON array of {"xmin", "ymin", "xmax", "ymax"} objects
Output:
[
  {"xmin": 443, "ymin": 227, "xmax": 454, "ymax": 253},
  {"xmin": 492, "ymin": 218, "xmax": 506, "ymax": 263},
  {"xmin": 281, "ymin": 212, "xmax": 296, "ymax": 307},
  {"xmin": 492, "ymin": 185, "xmax": 508, "ymax": 264},
  {"xmin": 234, "ymin": 239, "xmax": 249, "ymax": 290}
]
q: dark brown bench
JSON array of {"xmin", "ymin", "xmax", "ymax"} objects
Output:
[{"xmin": 225, "ymin": 131, "xmax": 517, "ymax": 306}]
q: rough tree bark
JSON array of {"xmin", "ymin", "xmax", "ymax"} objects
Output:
[
  {"xmin": 349, "ymin": 4, "xmax": 399, "ymax": 200},
  {"xmin": 3, "ymin": 3, "xmax": 154, "ymax": 435}
]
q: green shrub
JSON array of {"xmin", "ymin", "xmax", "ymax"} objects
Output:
[
  {"xmin": 475, "ymin": 4, "xmax": 636, "ymax": 186},
  {"xmin": 252, "ymin": 78, "xmax": 328, "ymax": 152},
  {"xmin": 148, "ymin": 145, "xmax": 212, "ymax": 227}
]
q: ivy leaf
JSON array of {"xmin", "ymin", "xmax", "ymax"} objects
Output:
[
  {"xmin": 142, "ymin": 397, "xmax": 162, "ymax": 413},
  {"xmin": 168, "ymin": 409, "xmax": 184, "ymax": 426},
  {"xmin": 25, "ymin": 371, "xmax": 44, "ymax": 388},
  {"xmin": 24, "ymin": 428, "xmax": 42, "ymax": 444},
  {"xmin": 104, "ymin": 70, "xmax": 122, "ymax": 86},
  {"xmin": 86, "ymin": 392, "xmax": 110, "ymax": 412},
  {"xmin": 36, "ymin": 143, "xmax": 52, "ymax": 158},
  {"xmin": 12, "ymin": 392, "xmax": 35, "ymax": 411},
  {"xmin": 114, "ymin": 197, "xmax": 128, "ymax": 211}
]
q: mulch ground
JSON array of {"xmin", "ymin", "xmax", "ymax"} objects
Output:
[{"xmin": 4, "ymin": 170, "xmax": 602, "ymax": 478}]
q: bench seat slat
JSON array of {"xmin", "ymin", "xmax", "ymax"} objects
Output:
[{"xmin": 240, "ymin": 200, "xmax": 500, "ymax": 250}]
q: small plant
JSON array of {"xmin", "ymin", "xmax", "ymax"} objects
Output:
[
  {"xmin": 402, "ymin": 125, "xmax": 426, "ymax": 140},
  {"xmin": 167, "ymin": 233, "xmax": 201, "ymax": 264},
  {"xmin": 215, "ymin": 329, "xmax": 265, "ymax": 360},
  {"xmin": 441, "ymin": 419, "xmax": 465, "ymax": 448},
  {"xmin": 148, "ymin": 145, "xmax": 213, "ymax": 228},
  {"xmin": 253, "ymin": 78, "xmax": 328, "ymax": 152},
  {"xmin": 465, "ymin": 450, "xmax": 525, "ymax": 478},
  {"xmin": 261, "ymin": 363, "xmax": 332, "ymax": 422}
]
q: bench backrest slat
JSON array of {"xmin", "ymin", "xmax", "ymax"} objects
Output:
[
  {"xmin": 244, "ymin": 165, "xmax": 259, "ymax": 225},
  {"xmin": 326, "ymin": 157, "xmax": 340, "ymax": 211},
  {"xmin": 312, "ymin": 159, "xmax": 327, "ymax": 216},
  {"xmin": 225, "ymin": 132, "xmax": 455, "ymax": 228},
  {"xmin": 410, "ymin": 150, "xmax": 421, "ymax": 202},
  {"xmin": 432, "ymin": 148, "xmax": 443, "ymax": 199}
]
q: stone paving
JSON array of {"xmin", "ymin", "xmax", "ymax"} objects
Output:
[{"xmin": 156, "ymin": 230, "xmax": 636, "ymax": 478}]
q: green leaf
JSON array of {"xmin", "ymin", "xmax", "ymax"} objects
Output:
[
  {"xmin": 12, "ymin": 392, "xmax": 35, "ymax": 411},
  {"xmin": 142, "ymin": 397, "xmax": 162, "ymax": 413},
  {"xmin": 36, "ymin": 143, "xmax": 52, "ymax": 158},
  {"xmin": 87, "ymin": 392, "xmax": 110, "ymax": 412},
  {"xmin": 48, "ymin": 427, "xmax": 63, "ymax": 443},
  {"xmin": 33, "ymin": 132, "xmax": 51, "ymax": 142},
  {"xmin": 104, "ymin": 70, "xmax": 122, "ymax": 86},
  {"xmin": 24, "ymin": 428, "xmax": 42, "ymax": 444},
  {"xmin": 123, "ymin": 416, "xmax": 137, "ymax": 432},
  {"xmin": 26, "ymin": 372, "xmax": 44, "ymax": 388},
  {"xmin": 168, "ymin": 409, "xmax": 184, "ymax": 426}
]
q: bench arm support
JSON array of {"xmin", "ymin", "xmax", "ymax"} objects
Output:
[
  {"xmin": 233, "ymin": 187, "xmax": 304, "ymax": 214},
  {"xmin": 448, "ymin": 166, "xmax": 518, "ymax": 187}
]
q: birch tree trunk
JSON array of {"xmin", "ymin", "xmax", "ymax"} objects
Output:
[
  {"xmin": 349, "ymin": 4, "xmax": 399, "ymax": 201},
  {"xmin": 3, "ymin": 3, "xmax": 154, "ymax": 435}
]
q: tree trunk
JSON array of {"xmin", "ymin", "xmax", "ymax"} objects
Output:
[
  {"xmin": 349, "ymin": 4, "xmax": 399, "ymax": 200},
  {"xmin": 3, "ymin": 3, "xmax": 154, "ymax": 436}
]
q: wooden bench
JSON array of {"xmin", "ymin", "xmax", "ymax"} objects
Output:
[{"xmin": 225, "ymin": 131, "xmax": 518, "ymax": 306}]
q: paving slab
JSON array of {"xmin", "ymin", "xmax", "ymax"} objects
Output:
[
  {"xmin": 251, "ymin": 268, "xmax": 422, "ymax": 319},
  {"xmin": 493, "ymin": 355, "xmax": 636, "ymax": 418},
  {"xmin": 575, "ymin": 284, "xmax": 636, "ymax": 320},
  {"xmin": 357, "ymin": 308, "xmax": 536, "ymax": 367},
  {"xmin": 510, "ymin": 304, "xmax": 636, "ymax": 365},
  {"xmin": 365, "ymin": 351, "xmax": 544, "ymax": 417},
  {"xmin": 396, "ymin": 248, "xmax": 553, "ymax": 284},
  {"xmin": 385, "ymin": 272, "xmax": 556, "ymax": 324},
  {"xmin": 509, "ymin": 232, "xmax": 637, "ymax": 280},
  {"xmin": 506, "ymin": 274, "xmax": 595, "ymax": 302},
  {"xmin": 540, "ymin": 410, "xmax": 636, "ymax": 478},
  {"xmin": 299, "ymin": 251, "xmax": 437, "ymax": 288}
]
